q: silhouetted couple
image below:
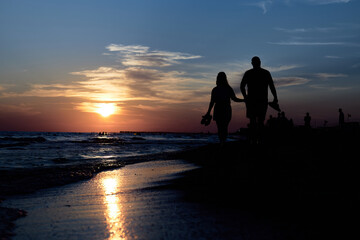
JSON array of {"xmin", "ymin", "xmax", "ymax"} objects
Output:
[{"xmin": 204, "ymin": 56, "xmax": 278, "ymax": 144}]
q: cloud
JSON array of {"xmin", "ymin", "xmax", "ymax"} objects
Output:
[
  {"xmin": 2, "ymin": 43, "xmax": 208, "ymax": 116},
  {"xmin": 272, "ymin": 22, "xmax": 360, "ymax": 48},
  {"xmin": 71, "ymin": 66, "xmax": 209, "ymax": 104},
  {"xmin": 306, "ymin": 0, "xmax": 351, "ymax": 5},
  {"xmin": 309, "ymin": 84, "xmax": 350, "ymax": 91},
  {"xmin": 266, "ymin": 64, "xmax": 301, "ymax": 72},
  {"xmin": 106, "ymin": 44, "xmax": 150, "ymax": 53},
  {"xmin": 245, "ymin": 0, "xmax": 350, "ymax": 14},
  {"xmin": 0, "ymin": 103, "xmax": 39, "ymax": 115},
  {"xmin": 106, "ymin": 44, "xmax": 202, "ymax": 67},
  {"xmin": 315, "ymin": 73, "xmax": 348, "ymax": 79},
  {"xmin": 274, "ymin": 27, "xmax": 336, "ymax": 33},
  {"xmin": 269, "ymin": 41, "xmax": 347, "ymax": 46},
  {"xmin": 247, "ymin": 1, "xmax": 273, "ymax": 14},
  {"xmin": 325, "ymin": 55, "xmax": 343, "ymax": 59},
  {"xmin": 274, "ymin": 77, "xmax": 310, "ymax": 87},
  {"xmin": 228, "ymin": 61, "xmax": 301, "ymax": 74},
  {"xmin": 351, "ymin": 62, "xmax": 360, "ymax": 68}
]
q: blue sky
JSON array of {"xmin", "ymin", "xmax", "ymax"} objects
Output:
[{"xmin": 0, "ymin": 0, "xmax": 359, "ymax": 131}]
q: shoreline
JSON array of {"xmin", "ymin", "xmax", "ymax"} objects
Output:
[
  {"xmin": 0, "ymin": 147, "xmax": 200, "ymax": 197},
  {"xmin": 0, "ymin": 145, "xmax": 206, "ymax": 239}
]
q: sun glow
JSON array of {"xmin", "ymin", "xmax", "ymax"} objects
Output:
[{"xmin": 95, "ymin": 103, "xmax": 117, "ymax": 117}]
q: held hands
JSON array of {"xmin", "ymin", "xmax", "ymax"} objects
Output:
[{"xmin": 234, "ymin": 96, "xmax": 246, "ymax": 103}]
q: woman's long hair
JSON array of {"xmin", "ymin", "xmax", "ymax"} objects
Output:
[{"xmin": 216, "ymin": 72, "xmax": 230, "ymax": 87}]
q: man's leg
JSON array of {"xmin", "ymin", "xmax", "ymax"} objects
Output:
[{"xmin": 248, "ymin": 117, "xmax": 257, "ymax": 144}]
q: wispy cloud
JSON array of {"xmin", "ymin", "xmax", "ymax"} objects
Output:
[
  {"xmin": 309, "ymin": 84, "xmax": 350, "ymax": 91},
  {"xmin": 274, "ymin": 27, "xmax": 336, "ymax": 33},
  {"xmin": 0, "ymin": 103, "xmax": 39, "ymax": 115},
  {"xmin": 228, "ymin": 62, "xmax": 301, "ymax": 74},
  {"xmin": 267, "ymin": 64, "xmax": 302, "ymax": 72},
  {"xmin": 274, "ymin": 77, "xmax": 310, "ymax": 87},
  {"xmin": 269, "ymin": 41, "xmax": 347, "ymax": 46},
  {"xmin": 351, "ymin": 62, "xmax": 360, "ymax": 68},
  {"xmin": 106, "ymin": 44, "xmax": 202, "ymax": 67},
  {"xmin": 245, "ymin": 0, "xmax": 350, "ymax": 13},
  {"xmin": 272, "ymin": 22, "xmax": 360, "ymax": 48},
  {"xmin": 255, "ymin": 0, "xmax": 273, "ymax": 14},
  {"xmin": 307, "ymin": 0, "xmax": 351, "ymax": 5},
  {"xmin": 315, "ymin": 73, "xmax": 348, "ymax": 79},
  {"xmin": 325, "ymin": 55, "xmax": 343, "ymax": 59}
]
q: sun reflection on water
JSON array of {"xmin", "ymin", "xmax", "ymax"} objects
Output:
[{"xmin": 102, "ymin": 177, "xmax": 125, "ymax": 240}]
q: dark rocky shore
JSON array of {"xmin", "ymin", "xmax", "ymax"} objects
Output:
[{"xmin": 1, "ymin": 126, "xmax": 359, "ymax": 239}]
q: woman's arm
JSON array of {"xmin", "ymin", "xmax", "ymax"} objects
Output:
[
  {"xmin": 205, "ymin": 88, "xmax": 215, "ymax": 115},
  {"xmin": 206, "ymin": 100, "xmax": 215, "ymax": 115}
]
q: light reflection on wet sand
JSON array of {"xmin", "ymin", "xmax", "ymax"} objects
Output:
[{"xmin": 102, "ymin": 177, "xmax": 125, "ymax": 240}]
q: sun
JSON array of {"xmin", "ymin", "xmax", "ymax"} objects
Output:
[{"xmin": 95, "ymin": 103, "xmax": 117, "ymax": 117}]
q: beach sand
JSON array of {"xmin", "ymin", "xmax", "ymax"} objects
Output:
[{"xmin": 1, "ymin": 127, "xmax": 360, "ymax": 239}]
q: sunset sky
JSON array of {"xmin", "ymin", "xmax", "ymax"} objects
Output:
[{"xmin": 1, "ymin": 0, "xmax": 359, "ymax": 132}]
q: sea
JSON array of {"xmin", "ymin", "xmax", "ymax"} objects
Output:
[{"xmin": 0, "ymin": 131, "xmax": 220, "ymax": 170}]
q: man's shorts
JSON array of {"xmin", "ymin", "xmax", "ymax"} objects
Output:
[{"xmin": 246, "ymin": 101, "xmax": 268, "ymax": 120}]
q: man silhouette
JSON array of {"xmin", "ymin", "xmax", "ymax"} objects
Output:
[
  {"xmin": 240, "ymin": 56, "xmax": 278, "ymax": 142},
  {"xmin": 304, "ymin": 112, "xmax": 311, "ymax": 128}
]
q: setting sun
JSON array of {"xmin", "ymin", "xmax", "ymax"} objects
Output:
[{"xmin": 95, "ymin": 103, "xmax": 117, "ymax": 117}]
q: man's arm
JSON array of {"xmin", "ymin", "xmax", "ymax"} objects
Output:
[{"xmin": 268, "ymin": 72, "xmax": 278, "ymax": 103}]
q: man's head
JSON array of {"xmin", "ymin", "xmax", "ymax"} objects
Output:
[{"xmin": 251, "ymin": 56, "xmax": 261, "ymax": 68}]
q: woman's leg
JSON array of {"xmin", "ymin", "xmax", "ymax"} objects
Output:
[{"xmin": 216, "ymin": 120, "xmax": 229, "ymax": 144}]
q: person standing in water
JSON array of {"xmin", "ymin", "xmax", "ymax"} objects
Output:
[
  {"xmin": 204, "ymin": 72, "xmax": 244, "ymax": 145},
  {"xmin": 240, "ymin": 56, "xmax": 278, "ymax": 143}
]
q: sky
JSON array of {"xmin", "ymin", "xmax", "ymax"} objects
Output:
[{"xmin": 0, "ymin": 0, "xmax": 359, "ymax": 132}]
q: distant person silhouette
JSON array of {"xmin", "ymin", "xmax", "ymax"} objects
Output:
[
  {"xmin": 240, "ymin": 56, "xmax": 278, "ymax": 142},
  {"xmin": 304, "ymin": 112, "xmax": 311, "ymax": 128},
  {"xmin": 205, "ymin": 72, "xmax": 244, "ymax": 145},
  {"xmin": 339, "ymin": 108, "xmax": 345, "ymax": 128},
  {"xmin": 266, "ymin": 115, "xmax": 276, "ymax": 128}
]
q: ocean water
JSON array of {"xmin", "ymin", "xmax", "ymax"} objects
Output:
[{"xmin": 0, "ymin": 131, "xmax": 219, "ymax": 170}]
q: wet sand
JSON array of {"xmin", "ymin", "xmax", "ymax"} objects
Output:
[{"xmin": 3, "ymin": 160, "xmax": 200, "ymax": 239}]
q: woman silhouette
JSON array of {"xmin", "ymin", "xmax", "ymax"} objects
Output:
[{"xmin": 205, "ymin": 72, "xmax": 244, "ymax": 144}]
